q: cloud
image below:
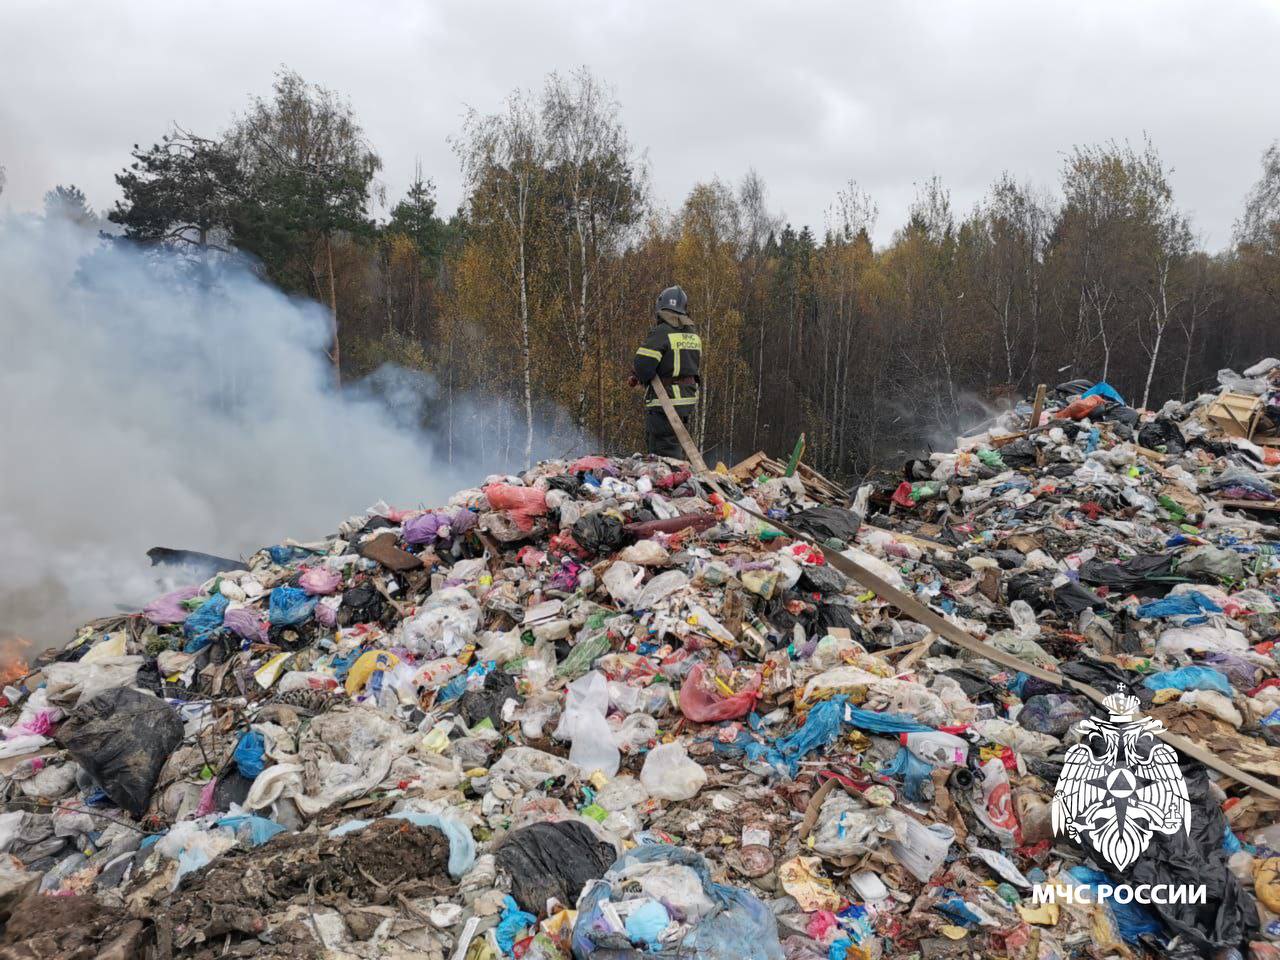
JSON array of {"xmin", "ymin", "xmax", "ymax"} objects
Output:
[{"xmin": 2, "ymin": 0, "xmax": 1277, "ymax": 246}]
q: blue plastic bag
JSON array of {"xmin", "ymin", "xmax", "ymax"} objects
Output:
[
  {"xmin": 882, "ymin": 746, "xmax": 933, "ymax": 802},
  {"xmin": 1082, "ymin": 381, "xmax": 1125, "ymax": 405},
  {"xmin": 843, "ymin": 705, "xmax": 932, "ymax": 734},
  {"xmin": 215, "ymin": 811, "xmax": 286, "ymax": 846},
  {"xmin": 232, "ymin": 730, "xmax": 266, "ymax": 779},
  {"xmin": 572, "ymin": 845, "xmax": 783, "ymax": 960},
  {"xmin": 497, "ymin": 895, "xmax": 536, "ymax": 955},
  {"xmin": 1135, "ymin": 592, "xmax": 1222, "ymax": 622},
  {"xmin": 183, "ymin": 594, "xmax": 229, "ymax": 652},
  {"xmin": 269, "ymin": 585, "xmax": 317, "ymax": 625},
  {"xmin": 624, "ymin": 899, "xmax": 670, "ymax": 951},
  {"xmin": 267, "ymin": 545, "xmax": 312, "ymax": 564},
  {"xmin": 1143, "ymin": 665, "xmax": 1233, "ymax": 696}
]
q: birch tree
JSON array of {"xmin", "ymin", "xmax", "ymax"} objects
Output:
[{"xmin": 455, "ymin": 91, "xmax": 548, "ymax": 468}]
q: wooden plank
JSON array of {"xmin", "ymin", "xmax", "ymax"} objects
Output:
[
  {"xmin": 1028, "ymin": 383, "xmax": 1046, "ymax": 431},
  {"xmin": 649, "ymin": 378, "xmax": 710, "ymax": 473},
  {"xmin": 1216, "ymin": 498, "xmax": 1280, "ymax": 512}
]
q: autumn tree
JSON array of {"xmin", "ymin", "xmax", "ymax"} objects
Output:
[
  {"xmin": 542, "ymin": 68, "xmax": 647, "ymax": 437},
  {"xmin": 673, "ymin": 181, "xmax": 745, "ymax": 453},
  {"xmin": 1236, "ymin": 143, "xmax": 1280, "ymax": 306},
  {"xmin": 227, "ymin": 69, "xmax": 382, "ymax": 381}
]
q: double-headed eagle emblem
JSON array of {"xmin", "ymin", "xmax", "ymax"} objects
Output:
[{"xmin": 1051, "ymin": 688, "xmax": 1191, "ymax": 871}]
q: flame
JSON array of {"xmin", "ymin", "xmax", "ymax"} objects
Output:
[{"xmin": 0, "ymin": 635, "xmax": 32, "ymax": 686}]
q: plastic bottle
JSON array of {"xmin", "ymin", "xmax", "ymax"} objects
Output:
[{"xmin": 900, "ymin": 730, "xmax": 969, "ymax": 766}]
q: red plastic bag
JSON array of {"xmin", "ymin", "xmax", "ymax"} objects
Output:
[
  {"xmin": 892, "ymin": 481, "xmax": 916, "ymax": 509},
  {"xmin": 483, "ymin": 484, "xmax": 548, "ymax": 532},
  {"xmin": 1053, "ymin": 394, "xmax": 1105, "ymax": 420},
  {"xmin": 679, "ymin": 663, "xmax": 761, "ymax": 722}
]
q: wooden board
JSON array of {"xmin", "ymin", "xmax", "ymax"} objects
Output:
[
  {"xmin": 1216, "ymin": 498, "xmax": 1280, "ymax": 512},
  {"xmin": 1029, "ymin": 383, "xmax": 1046, "ymax": 430}
]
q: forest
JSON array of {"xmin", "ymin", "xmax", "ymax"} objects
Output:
[{"xmin": 14, "ymin": 67, "xmax": 1280, "ymax": 480}]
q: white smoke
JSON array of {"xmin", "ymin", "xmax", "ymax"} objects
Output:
[{"xmin": 0, "ymin": 216, "xmax": 488, "ymax": 648}]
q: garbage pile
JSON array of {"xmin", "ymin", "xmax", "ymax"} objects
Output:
[{"xmin": 4, "ymin": 367, "xmax": 1280, "ymax": 960}]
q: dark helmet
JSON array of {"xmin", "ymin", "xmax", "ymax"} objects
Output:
[{"xmin": 655, "ymin": 285, "xmax": 688, "ymax": 318}]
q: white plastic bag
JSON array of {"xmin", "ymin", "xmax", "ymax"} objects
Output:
[
  {"xmin": 640, "ymin": 741, "xmax": 706, "ymax": 800},
  {"xmin": 603, "ymin": 562, "xmax": 644, "ymax": 606}
]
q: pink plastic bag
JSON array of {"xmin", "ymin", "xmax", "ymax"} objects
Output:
[
  {"xmin": 143, "ymin": 586, "xmax": 201, "ymax": 625},
  {"xmin": 299, "ymin": 567, "xmax": 343, "ymax": 596},
  {"xmin": 483, "ymin": 484, "xmax": 548, "ymax": 532},
  {"xmin": 679, "ymin": 663, "xmax": 761, "ymax": 722}
]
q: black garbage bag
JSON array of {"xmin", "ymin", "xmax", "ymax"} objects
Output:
[
  {"xmin": 1006, "ymin": 572, "xmax": 1056, "ymax": 613},
  {"xmin": 1079, "ymin": 554, "xmax": 1180, "ymax": 597},
  {"xmin": 1094, "ymin": 402, "xmax": 1141, "ymax": 428},
  {"xmin": 572, "ymin": 513, "xmax": 628, "ymax": 556},
  {"xmin": 813, "ymin": 602, "xmax": 858, "ymax": 634},
  {"xmin": 57, "ymin": 687, "xmax": 183, "ymax": 817},
  {"xmin": 1058, "ymin": 660, "xmax": 1151, "ymax": 707},
  {"xmin": 799, "ymin": 564, "xmax": 848, "ymax": 595},
  {"xmin": 787, "ymin": 505, "xmax": 862, "ymax": 543},
  {"xmin": 496, "ymin": 820, "xmax": 616, "ymax": 914},
  {"xmin": 338, "ymin": 582, "xmax": 387, "ymax": 627},
  {"xmin": 358, "ymin": 515, "xmax": 397, "ymax": 536},
  {"xmin": 1128, "ymin": 766, "xmax": 1258, "ymax": 954},
  {"xmin": 1053, "ymin": 579, "xmax": 1106, "ymax": 615},
  {"xmin": 545, "ymin": 474, "xmax": 583, "ymax": 495},
  {"xmin": 1017, "ymin": 693, "xmax": 1091, "ymax": 737},
  {"xmin": 761, "ymin": 591, "xmax": 813, "ymax": 637},
  {"xmin": 1137, "ymin": 417, "xmax": 1187, "ymax": 455},
  {"xmin": 998, "ymin": 438, "xmax": 1037, "ymax": 469},
  {"xmin": 457, "ymin": 670, "xmax": 520, "ymax": 728}
]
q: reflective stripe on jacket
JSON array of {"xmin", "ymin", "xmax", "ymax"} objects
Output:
[{"xmin": 632, "ymin": 322, "xmax": 702, "ymax": 408}]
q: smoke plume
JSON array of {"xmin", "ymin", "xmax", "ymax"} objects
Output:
[{"xmin": 0, "ymin": 216, "xmax": 498, "ymax": 648}]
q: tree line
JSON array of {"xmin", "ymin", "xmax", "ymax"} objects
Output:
[{"xmin": 15, "ymin": 68, "xmax": 1280, "ymax": 479}]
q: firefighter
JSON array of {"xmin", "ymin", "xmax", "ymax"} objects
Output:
[{"xmin": 629, "ymin": 285, "xmax": 701, "ymax": 458}]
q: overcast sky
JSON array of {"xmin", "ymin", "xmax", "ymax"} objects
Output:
[{"xmin": 2, "ymin": 0, "xmax": 1277, "ymax": 248}]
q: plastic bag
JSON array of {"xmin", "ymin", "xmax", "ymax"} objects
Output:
[
  {"xmin": 298, "ymin": 566, "xmax": 343, "ymax": 596},
  {"xmin": 886, "ymin": 811, "xmax": 954, "ymax": 882},
  {"xmin": 42, "ymin": 656, "xmax": 143, "ymax": 707},
  {"xmin": 555, "ymin": 672, "xmax": 620, "ymax": 777},
  {"xmin": 617, "ymin": 540, "xmax": 669, "ymax": 566},
  {"xmin": 640, "ymin": 741, "xmax": 707, "ymax": 800},
  {"xmin": 58, "ymin": 687, "xmax": 183, "ymax": 817},
  {"xmin": 401, "ymin": 587, "xmax": 481, "ymax": 654},
  {"xmin": 572, "ymin": 844, "xmax": 784, "ymax": 960},
  {"xmin": 634, "ymin": 570, "xmax": 690, "ymax": 610},
  {"xmin": 603, "ymin": 561, "xmax": 644, "ymax": 606},
  {"xmin": 495, "ymin": 820, "xmax": 616, "ymax": 914},
  {"xmin": 483, "ymin": 483, "xmax": 548, "ymax": 532},
  {"xmin": 1144, "ymin": 665, "xmax": 1233, "ymax": 696},
  {"xmin": 232, "ymin": 730, "xmax": 267, "ymax": 779},
  {"xmin": 679, "ymin": 663, "xmax": 761, "ymax": 723},
  {"xmin": 787, "ymin": 506, "xmax": 861, "ymax": 543},
  {"xmin": 573, "ymin": 513, "xmax": 628, "ymax": 556},
  {"xmin": 183, "ymin": 594, "xmax": 229, "ymax": 651},
  {"xmin": 142, "ymin": 586, "xmax": 201, "ymax": 625},
  {"xmin": 268, "ymin": 585, "xmax": 317, "ymax": 625},
  {"xmin": 1054, "ymin": 394, "xmax": 1106, "ymax": 420}
]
